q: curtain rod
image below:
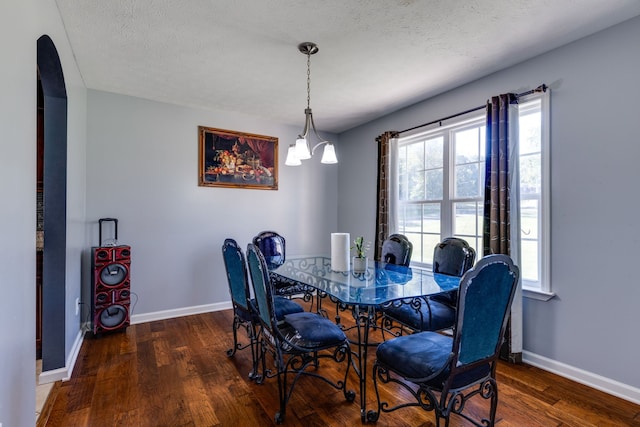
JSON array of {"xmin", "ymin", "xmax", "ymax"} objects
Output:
[{"xmin": 398, "ymin": 84, "xmax": 547, "ymax": 135}]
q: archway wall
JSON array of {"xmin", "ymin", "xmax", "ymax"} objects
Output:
[
  {"xmin": 0, "ymin": 1, "xmax": 87, "ymax": 426},
  {"xmin": 35, "ymin": 10, "xmax": 88, "ymax": 375},
  {"xmin": 34, "ymin": 7, "xmax": 89, "ymax": 379},
  {"xmin": 39, "ymin": 35, "xmax": 69, "ymax": 371}
]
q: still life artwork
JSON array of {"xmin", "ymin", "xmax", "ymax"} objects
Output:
[{"xmin": 198, "ymin": 126, "xmax": 278, "ymax": 190}]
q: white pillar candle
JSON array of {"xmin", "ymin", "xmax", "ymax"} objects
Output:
[{"xmin": 331, "ymin": 232, "xmax": 350, "ymax": 272}]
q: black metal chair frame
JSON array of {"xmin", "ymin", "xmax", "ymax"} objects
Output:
[
  {"xmin": 379, "ymin": 295, "xmax": 446, "ymax": 338},
  {"xmin": 253, "ymin": 230, "xmax": 315, "ymax": 304},
  {"xmin": 433, "ymin": 237, "xmax": 476, "ymax": 277},
  {"xmin": 376, "ymin": 233, "xmax": 426, "ymax": 338},
  {"xmin": 246, "ymin": 243, "xmax": 355, "ymax": 424},
  {"xmin": 430, "ymin": 237, "xmax": 477, "ymax": 307},
  {"xmin": 221, "ymin": 238, "xmax": 260, "ymax": 381},
  {"xmin": 380, "ymin": 237, "xmax": 476, "ymax": 338},
  {"xmin": 381, "ymin": 233, "xmax": 413, "ymax": 267},
  {"xmin": 368, "ymin": 254, "xmax": 520, "ymax": 426}
]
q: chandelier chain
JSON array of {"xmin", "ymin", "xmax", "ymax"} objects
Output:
[{"xmin": 306, "ymin": 52, "xmax": 311, "ymax": 109}]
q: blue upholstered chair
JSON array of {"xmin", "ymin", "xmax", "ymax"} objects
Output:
[
  {"xmin": 246, "ymin": 243, "xmax": 355, "ymax": 424},
  {"xmin": 221, "ymin": 239, "xmax": 304, "ymax": 381},
  {"xmin": 252, "ymin": 231, "xmax": 286, "ymax": 270},
  {"xmin": 381, "ymin": 237, "xmax": 475, "ymax": 334},
  {"xmin": 367, "ymin": 254, "xmax": 520, "ymax": 426},
  {"xmin": 381, "ymin": 233, "xmax": 413, "ymax": 267},
  {"xmin": 430, "ymin": 237, "xmax": 476, "ymax": 306},
  {"xmin": 253, "ymin": 231, "xmax": 314, "ymax": 302}
]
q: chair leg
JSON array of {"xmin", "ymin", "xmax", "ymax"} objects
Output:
[
  {"xmin": 366, "ymin": 363, "xmax": 383, "ymax": 422},
  {"xmin": 255, "ymin": 334, "xmax": 268, "ymax": 385},
  {"xmin": 488, "ymin": 380, "xmax": 499, "ymax": 426},
  {"xmin": 248, "ymin": 323, "xmax": 261, "ymax": 381},
  {"xmin": 226, "ymin": 315, "xmax": 241, "ymax": 357},
  {"xmin": 270, "ymin": 344, "xmax": 354, "ymax": 424},
  {"xmin": 275, "ymin": 350, "xmax": 287, "ymax": 424},
  {"xmin": 227, "ymin": 315, "xmax": 265, "ymax": 382}
]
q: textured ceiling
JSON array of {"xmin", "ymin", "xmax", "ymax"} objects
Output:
[{"xmin": 55, "ymin": 0, "xmax": 640, "ymax": 133}]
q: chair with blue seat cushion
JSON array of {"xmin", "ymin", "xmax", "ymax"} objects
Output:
[
  {"xmin": 246, "ymin": 243, "xmax": 355, "ymax": 424},
  {"xmin": 380, "ymin": 233, "xmax": 413, "ymax": 267},
  {"xmin": 378, "ymin": 233, "xmax": 454, "ymax": 335},
  {"xmin": 253, "ymin": 231, "xmax": 286, "ymax": 270},
  {"xmin": 221, "ymin": 239, "xmax": 304, "ymax": 381},
  {"xmin": 429, "ymin": 237, "xmax": 476, "ymax": 307},
  {"xmin": 253, "ymin": 230, "xmax": 314, "ymax": 302},
  {"xmin": 367, "ymin": 254, "xmax": 520, "ymax": 426},
  {"xmin": 380, "ymin": 237, "xmax": 475, "ymax": 335}
]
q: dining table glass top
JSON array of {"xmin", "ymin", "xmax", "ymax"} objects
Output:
[{"xmin": 272, "ymin": 256, "xmax": 460, "ymax": 306}]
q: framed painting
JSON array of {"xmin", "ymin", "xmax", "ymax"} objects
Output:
[{"xmin": 198, "ymin": 126, "xmax": 278, "ymax": 190}]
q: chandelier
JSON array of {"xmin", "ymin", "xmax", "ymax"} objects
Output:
[{"xmin": 285, "ymin": 42, "xmax": 338, "ymax": 166}]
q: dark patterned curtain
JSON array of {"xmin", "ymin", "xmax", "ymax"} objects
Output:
[
  {"xmin": 374, "ymin": 131, "xmax": 399, "ymax": 260},
  {"xmin": 483, "ymin": 93, "xmax": 517, "ymax": 256},
  {"xmin": 483, "ymin": 93, "xmax": 522, "ymax": 363}
]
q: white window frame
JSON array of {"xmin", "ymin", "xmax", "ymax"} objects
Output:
[
  {"xmin": 520, "ymin": 90, "xmax": 553, "ymax": 300},
  {"xmin": 393, "ymin": 90, "xmax": 553, "ymax": 300},
  {"xmin": 396, "ymin": 111, "xmax": 485, "ymax": 269}
]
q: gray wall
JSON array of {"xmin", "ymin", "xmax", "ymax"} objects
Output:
[
  {"xmin": 338, "ymin": 16, "xmax": 640, "ymax": 392},
  {"xmin": 86, "ymin": 90, "xmax": 339, "ymax": 316},
  {"xmin": 1, "ymin": 1, "xmax": 87, "ymax": 425}
]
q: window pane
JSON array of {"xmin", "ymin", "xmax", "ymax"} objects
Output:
[
  {"xmin": 406, "ymin": 141, "xmax": 424, "ymax": 166},
  {"xmin": 455, "ymin": 128, "xmax": 479, "ymax": 163},
  {"xmin": 402, "ymin": 204, "xmax": 422, "ymax": 233},
  {"xmin": 454, "ymin": 163, "xmax": 479, "ymax": 198},
  {"xmin": 397, "ymin": 204, "xmax": 407, "ymax": 232},
  {"xmin": 520, "ymin": 199, "xmax": 539, "ymax": 242},
  {"xmin": 405, "ymin": 232, "xmax": 425, "ymax": 263},
  {"xmin": 520, "ymin": 153, "xmax": 541, "ymax": 195},
  {"xmin": 521, "ymin": 239, "xmax": 539, "ymax": 281},
  {"xmin": 406, "ymin": 143, "xmax": 425, "ymax": 201},
  {"xmin": 453, "ymin": 124, "xmax": 483, "ymax": 199},
  {"xmin": 521, "ymin": 199, "xmax": 539, "ymax": 282},
  {"xmin": 426, "ymin": 169, "xmax": 443, "ymax": 200},
  {"xmin": 422, "ymin": 204, "xmax": 441, "ymax": 233},
  {"xmin": 398, "ymin": 146, "xmax": 407, "ymax": 200},
  {"xmin": 454, "ymin": 202, "xmax": 478, "ymax": 236},
  {"xmin": 425, "ymin": 137, "xmax": 443, "ymax": 169},
  {"xmin": 519, "ymin": 111, "xmax": 541, "ymax": 155},
  {"xmin": 421, "ymin": 234, "xmax": 441, "ymax": 264},
  {"xmin": 406, "ymin": 171, "xmax": 425, "ymax": 201}
]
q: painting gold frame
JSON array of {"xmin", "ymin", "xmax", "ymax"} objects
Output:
[{"xmin": 198, "ymin": 126, "xmax": 278, "ymax": 190}]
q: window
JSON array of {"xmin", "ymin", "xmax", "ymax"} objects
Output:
[
  {"xmin": 395, "ymin": 91, "xmax": 551, "ymax": 296},
  {"xmin": 518, "ymin": 92, "xmax": 551, "ymax": 296}
]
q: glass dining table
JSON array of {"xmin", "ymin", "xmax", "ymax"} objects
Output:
[{"xmin": 271, "ymin": 255, "xmax": 461, "ymax": 422}]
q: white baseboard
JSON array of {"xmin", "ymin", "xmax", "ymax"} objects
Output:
[
  {"xmin": 39, "ymin": 327, "xmax": 85, "ymax": 384},
  {"xmin": 523, "ymin": 351, "xmax": 640, "ymax": 405},
  {"xmin": 130, "ymin": 301, "xmax": 232, "ymax": 325}
]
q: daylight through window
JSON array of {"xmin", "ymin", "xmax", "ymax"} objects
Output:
[{"xmin": 394, "ymin": 91, "xmax": 550, "ymax": 294}]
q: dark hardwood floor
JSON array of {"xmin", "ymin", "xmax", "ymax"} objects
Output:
[{"xmin": 39, "ymin": 302, "xmax": 640, "ymax": 426}]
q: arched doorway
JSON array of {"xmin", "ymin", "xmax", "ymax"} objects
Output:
[{"xmin": 37, "ymin": 35, "xmax": 67, "ymax": 371}]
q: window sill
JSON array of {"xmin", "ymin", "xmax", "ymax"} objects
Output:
[{"xmin": 522, "ymin": 287, "xmax": 555, "ymax": 301}]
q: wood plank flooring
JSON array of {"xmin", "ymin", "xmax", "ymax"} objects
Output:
[{"xmin": 40, "ymin": 302, "xmax": 640, "ymax": 426}]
